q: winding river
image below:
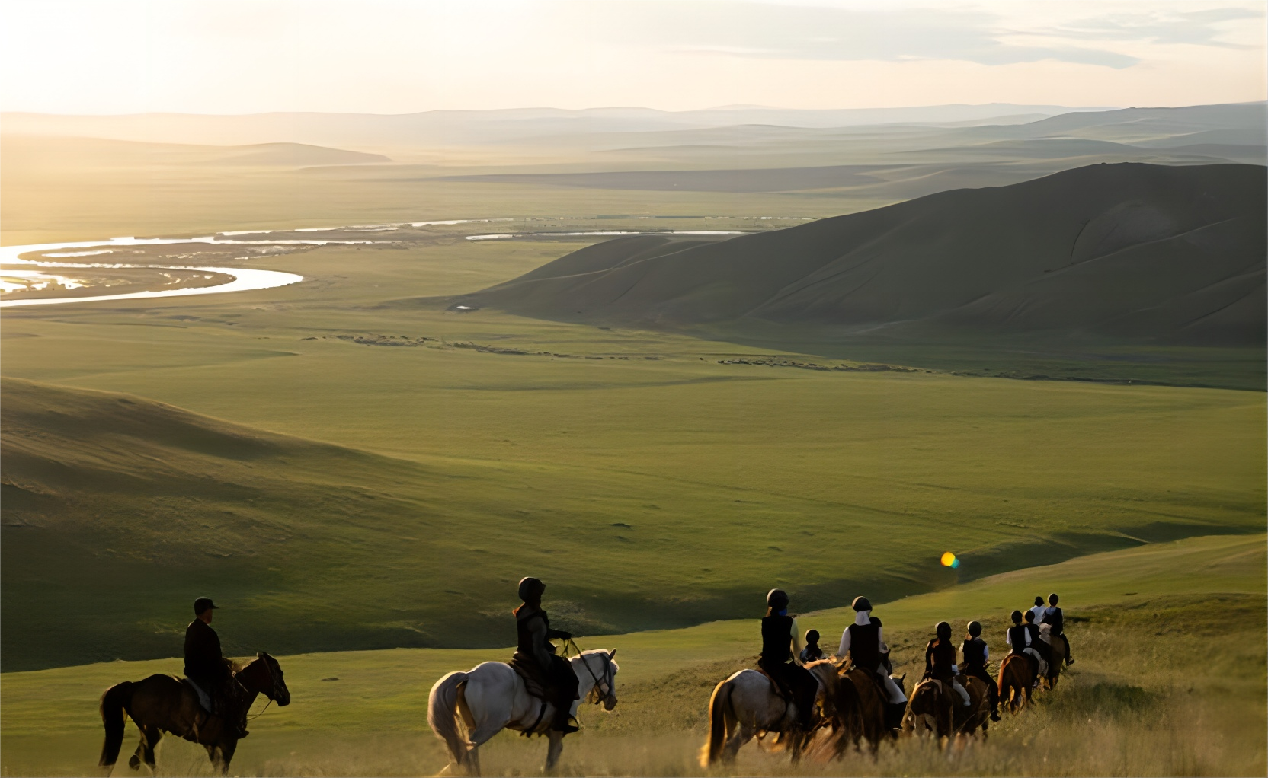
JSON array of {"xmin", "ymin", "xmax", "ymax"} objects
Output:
[{"xmin": 0, "ymin": 223, "xmax": 748, "ymax": 308}]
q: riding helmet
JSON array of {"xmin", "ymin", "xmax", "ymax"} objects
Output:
[
  {"xmin": 518, "ymin": 577, "xmax": 545, "ymax": 601},
  {"xmin": 1010, "ymin": 610, "xmax": 1023, "ymax": 624},
  {"xmin": 805, "ymin": 629, "xmax": 820, "ymax": 643},
  {"xmin": 967, "ymin": 620, "xmax": 982, "ymax": 637},
  {"xmin": 1048, "ymin": 593, "xmax": 1059, "ymax": 605},
  {"xmin": 1034, "ymin": 596, "xmax": 1044, "ymax": 606},
  {"xmin": 766, "ymin": 588, "xmax": 789, "ymax": 609},
  {"xmin": 851, "ymin": 596, "xmax": 872, "ymax": 612},
  {"xmin": 935, "ymin": 621, "xmax": 952, "ymax": 640}
]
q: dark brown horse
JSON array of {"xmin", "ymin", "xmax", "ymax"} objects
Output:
[
  {"xmin": 98, "ymin": 653, "xmax": 290, "ymax": 775},
  {"xmin": 997, "ymin": 654, "xmax": 1033, "ymax": 714},
  {"xmin": 831, "ymin": 665, "xmax": 903, "ymax": 756}
]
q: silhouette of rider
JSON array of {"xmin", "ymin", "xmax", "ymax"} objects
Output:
[
  {"xmin": 183, "ymin": 597, "xmax": 248, "ymax": 738},
  {"xmin": 923, "ymin": 621, "xmax": 971, "ymax": 708},
  {"xmin": 835, "ymin": 596, "xmax": 908, "ymax": 727},
  {"xmin": 799, "ymin": 629, "xmax": 825, "ymax": 664},
  {"xmin": 961, "ymin": 620, "xmax": 1001, "ymax": 721},
  {"xmin": 757, "ymin": 589, "xmax": 818, "ymax": 731},
  {"xmin": 1041, "ymin": 593, "xmax": 1074, "ymax": 665},
  {"xmin": 515, "ymin": 577, "xmax": 581, "ymax": 733}
]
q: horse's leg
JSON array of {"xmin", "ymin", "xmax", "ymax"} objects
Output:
[
  {"xmin": 141, "ymin": 726, "xmax": 161, "ymax": 771},
  {"xmin": 467, "ymin": 744, "xmax": 481, "ymax": 777},
  {"xmin": 544, "ymin": 731, "xmax": 564, "ymax": 773},
  {"xmin": 217, "ymin": 740, "xmax": 238, "ymax": 776},
  {"xmin": 725, "ymin": 723, "xmax": 753, "ymax": 763}
]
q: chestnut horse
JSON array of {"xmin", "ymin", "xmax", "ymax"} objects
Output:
[
  {"xmin": 831, "ymin": 666, "xmax": 905, "ymax": 756},
  {"xmin": 997, "ymin": 654, "xmax": 1034, "ymax": 713},
  {"xmin": 98, "ymin": 653, "xmax": 290, "ymax": 775}
]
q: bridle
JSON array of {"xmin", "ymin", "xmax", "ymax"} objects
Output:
[
  {"xmin": 566, "ymin": 639, "xmax": 614, "ymax": 705},
  {"xmin": 242, "ymin": 654, "xmax": 286, "ymax": 719}
]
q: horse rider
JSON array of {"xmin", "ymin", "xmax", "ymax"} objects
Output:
[
  {"xmin": 1005, "ymin": 610, "xmax": 1047, "ymax": 681},
  {"xmin": 799, "ymin": 629, "xmax": 825, "ymax": 664},
  {"xmin": 835, "ymin": 596, "xmax": 907, "ymax": 726},
  {"xmin": 757, "ymin": 589, "xmax": 818, "ymax": 732},
  {"xmin": 183, "ymin": 597, "xmax": 248, "ymax": 738},
  {"xmin": 514, "ymin": 577, "xmax": 581, "ymax": 734},
  {"xmin": 961, "ymin": 621, "xmax": 1001, "ymax": 721},
  {"xmin": 1023, "ymin": 610, "xmax": 1053, "ymax": 673},
  {"xmin": 1028, "ymin": 596, "xmax": 1047, "ymax": 626},
  {"xmin": 923, "ymin": 621, "xmax": 971, "ymax": 709},
  {"xmin": 1042, "ymin": 593, "xmax": 1074, "ymax": 665}
]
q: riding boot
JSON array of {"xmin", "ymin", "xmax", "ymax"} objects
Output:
[
  {"xmin": 987, "ymin": 684, "xmax": 1001, "ymax": 721},
  {"xmin": 551, "ymin": 699, "xmax": 580, "ymax": 734},
  {"xmin": 885, "ymin": 702, "xmax": 906, "ymax": 731},
  {"xmin": 1064, "ymin": 636, "xmax": 1074, "ymax": 665}
]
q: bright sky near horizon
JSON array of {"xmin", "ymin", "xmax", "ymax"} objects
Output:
[{"xmin": 1, "ymin": 0, "xmax": 1264, "ymax": 115}]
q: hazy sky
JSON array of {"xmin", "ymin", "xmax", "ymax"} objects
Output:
[{"xmin": 1, "ymin": 0, "xmax": 1264, "ymax": 114}]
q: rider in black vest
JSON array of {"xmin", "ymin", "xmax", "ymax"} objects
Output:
[
  {"xmin": 836, "ymin": 596, "xmax": 907, "ymax": 729},
  {"xmin": 924, "ymin": 621, "xmax": 970, "ymax": 708},
  {"xmin": 1042, "ymin": 593, "xmax": 1074, "ymax": 665},
  {"xmin": 757, "ymin": 589, "xmax": 818, "ymax": 731},
  {"xmin": 515, "ymin": 577, "xmax": 581, "ymax": 734},
  {"xmin": 1023, "ymin": 610, "xmax": 1052, "ymax": 669},
  {"xmin": 1005, "ymin": 610, "xmax": 1040, "ymax": 678},
  {"xmin": 961, "ymin": 621, "xmax": 1000, "ymax": 721}
]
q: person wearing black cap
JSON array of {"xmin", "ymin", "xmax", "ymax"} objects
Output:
[
  {"xmin": 757, "ymin": 588, "xmax": 817, "ymax": 732},
  {"xmin": 835, "ymin": 596, "xmax": 907, "ymax": 726},
  {"xmin": 514, "ymin": 577, "xmax": 581, "ymax": 734},
  {"xmin": 1041, "ymin": 593, "xmax": 1073, "ymax": 665},
  {"xmin": 1028, "ymin": 596, "xmax": 1047, "ymax": 626},
  {"xmin": 961, "ymin": 621, "xmax": 1000, "ymax": 721},
  {"xmin": 183, "ymin": 597, "xmax": 248, "ymax": 738}
]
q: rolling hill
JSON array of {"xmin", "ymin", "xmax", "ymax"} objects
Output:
[{"xmin": 452, "ymin": 163, "xmax": 1267, "ymax": 350}]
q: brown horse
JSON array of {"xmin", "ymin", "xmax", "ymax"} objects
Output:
[
  {"xmin": 98, "ymin": 653, "xmax": 290, "ymax": 775},
  {"xmin": 1040, "ymin": 624, "xmax": 1066, "ymax": 689},
  {"xmin": 955, "ymin": 676, "xmax": 991, "ymax": 738},
  {"xmin": 901, "ymin": 679, "xmax": 953, "ymax": 740},
  {"xmin": 831, "ymin": 666, "xmax": 904, "ymax": 756},
  {"xmin": 997, "ymin": 654, "xmax": 1034, "ymax": 713}
]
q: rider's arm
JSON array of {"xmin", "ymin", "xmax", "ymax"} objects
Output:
[
  {"xmin": 878, "ymin": 626, "xmax": 888, "ymax": 652},
  {"xmin": 835, "ymin": 628, "xmax": 851, "ymax": 660},
  {"xmin": 1005, "ymin": 630, "xmax": 1012, "ymax": 647},
  {"xmin": 984, "ymin": 644, "xmax": 990, "ymax": 662}
]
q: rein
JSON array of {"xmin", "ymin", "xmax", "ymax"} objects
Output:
[{"xmin": 565, "ymin": 639, "xmax": 610, "ymax": 702}]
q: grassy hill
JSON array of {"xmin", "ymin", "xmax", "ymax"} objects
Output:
[
  {"xmin": 453, "ymin": 163, "xmax": 1266, "ymax": 387},
  {"xmin": 2, "ymin": 533, "xmax": 1261, "ymax": 776}
]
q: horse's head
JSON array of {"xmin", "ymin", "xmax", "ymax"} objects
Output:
[
  {"xmin": 241, "ymin": 652, "xmax": 291, "ymax": 706},
  {"xmin": 581, "ymin": 649, "xmax": 619, "ymax": 711}
]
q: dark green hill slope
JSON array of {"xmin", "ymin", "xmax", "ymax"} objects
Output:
[{"xmin": 456, "ymin": 164, "xmax": 1266, "ymax": 353}]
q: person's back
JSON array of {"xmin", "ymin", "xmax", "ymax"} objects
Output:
[
  {"xmin": 924, "ymin": 622, "xmax": 969, "ymax": 706},
  {"xmin": 836, "ymin": 596, "xmax": 908, "ymax": 728},
  {"xmin": 799, "ymin": 629, "xmax": 824, "ymax": 664},
  {"xmin": 757, "ymin": 589, "xmax": 816, "ymax": 731},
  {"xmin": 1042, "ymin": 593, "xmax": 1073, "ymax": 665},
  {"xmin": 961, "ymin": 621, "xmax": 999, "ymax": 721}
]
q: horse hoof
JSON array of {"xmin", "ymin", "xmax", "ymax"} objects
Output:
[{"xmin": 127, "ymin": 755, "xmax": 140, "ymax": 770}]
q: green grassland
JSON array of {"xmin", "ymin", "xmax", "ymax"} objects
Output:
[
  {"xmin": 3, "ymin": 237, "xmax": 1264, "ymax": 673},
  {"xmin": 2, "ymin": 533, "xmax": 1262, "ymax": 776}
]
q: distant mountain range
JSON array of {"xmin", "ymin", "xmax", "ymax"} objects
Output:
[{"xmin": 452, "ymin": 163, "xmax": 1266, "ymax": 349}]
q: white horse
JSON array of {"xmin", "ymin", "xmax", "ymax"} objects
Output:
[
  {"xmin": 700, "ymin": 661, "xmax": 840, "ymax": 768},
  {"xmin": 428, "ymin": 649, "xmax": 618, "ymax": 775}
]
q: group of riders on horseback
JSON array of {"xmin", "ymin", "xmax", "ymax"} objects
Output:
[{"xmin": 756, "ymin": 589, "xmax": 1074, "ymax": 733}]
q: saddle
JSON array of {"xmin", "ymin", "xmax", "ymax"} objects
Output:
[
  {"xmin": 756, "ymin": 667, "xmax": 793, "ymax": 703},
  {"xmin": 182, "ymin": 677, "xmax": 212, "ymax": 715},
  {"xmin": 508, "ymin": 651, "xmax": 550, "ymax": 701}
]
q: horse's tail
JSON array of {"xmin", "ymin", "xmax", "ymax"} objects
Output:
[
  {"xmin": 427, "ymin": 671, "xmax": 470, "ymax": 767},
  {"xmin": 99, "ymin": 681, "xmax": 133, "ymax": 767},
  {"xmin": 700, "ymin": 678, "xmax": 735, "ymax": 768},
  {"xmin": 833, "ymin": 674, "xmax": 864, "ymax": 753}
]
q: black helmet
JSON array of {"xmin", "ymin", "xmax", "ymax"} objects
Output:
[
  {"xmin": 518, "ymin": 577, "xmax": 545, "ymax": 602},
  {"xmin": 1010, "ymin": 610, "xmax": 1022, "ymax": 624},
  {"xmin": 805, "ymin": 629, "xmax": 820, "ymax": 643},
  {"xmin": 1049, "ymin": 593, "xmax": 1059, "ymax": 605},
  {"xmin": 851, "ymin": 596, "xmax": 872, "ymax": 612},
  {"xmin": 194, "ymin": 597, "xmax": 218, "ymax": 615},
  {"xmin": 1024, "ymin": 610, "xmax": 1036, "ymax": 623},
  {"xmin": 1034, "ymin": 596, "xmax": 1044, "ymax": 606},
  {"xmin": 767, "ymin": 588, "xmax": 789, "ymax": 609},
  {"xmin": 935, "ymin": 621, "xmax": 952, "ymax": 641},
  {"xmin": 967, "ymin": 620, "xmax": 982, "ymax": 637}
]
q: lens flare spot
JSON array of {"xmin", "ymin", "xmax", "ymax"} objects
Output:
[{"xmin": 940, "ymin": 551, "xmax": 958, "ymax": 567}]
